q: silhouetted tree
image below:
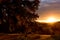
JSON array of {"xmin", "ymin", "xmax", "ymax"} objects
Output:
[{"xmin": 0, "ymin": 0, "xmax": 40, "ymax": 33}]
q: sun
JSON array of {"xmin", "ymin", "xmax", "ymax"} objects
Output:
[
  {"xmin": 46, "ymin": 17, "xmax": 57, "ymax": 23},
  {"xmin": 35, "ymin": 17, "xmax": 58, "ymax": 23}
]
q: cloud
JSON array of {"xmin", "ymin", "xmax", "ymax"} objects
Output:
[
  {"xmin": 41, "ymin": 0, "xmax": 60, "ymax": 3},
  {"xmin": 37, "ymin": 2, "xmax": 60, "ymax": 20},
  {"xmin": 39, "ymin": 0, "xmax": 60, "ymax": 8},
  {"xmin": 40, "ymin": 3, "xmax": 51, "ymax": 8}
]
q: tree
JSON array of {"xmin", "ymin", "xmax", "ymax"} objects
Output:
[{"xmin": 0, "ymin": 0, "xmax": 40, "ymax": 33}]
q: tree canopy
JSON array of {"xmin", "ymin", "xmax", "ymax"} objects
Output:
[{"xmin": 0, "ymin": 0, "xmax": 40, "ymax": 33}]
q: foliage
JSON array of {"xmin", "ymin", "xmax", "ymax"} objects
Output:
[{"xmin": 0, "ymin": 0, "xmax": 40, "ymax": 33}]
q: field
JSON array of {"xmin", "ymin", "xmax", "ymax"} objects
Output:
[{"xmin": 0, "ymin": 33, "xmax": 57, "ymax": 40}]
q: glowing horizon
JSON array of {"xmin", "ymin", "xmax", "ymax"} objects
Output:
[
  {"xmin": 35, "ymin": 20, "xmax": 60, "ymax": 23},
  {"xmin": 35, "ymin": 17, "xmax": 60, "ymax": 23}
]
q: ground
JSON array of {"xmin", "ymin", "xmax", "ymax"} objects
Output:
[{"xmin": 0, "ymin": 33, "xmax": 55, "ymax": 40}]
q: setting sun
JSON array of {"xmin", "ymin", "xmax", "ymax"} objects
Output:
[
  {"xmin": 46, "ymin": 17, "xmax": 57, "ymax": 23},
  {"xmin": 35, "ymin": 17, "xmax": 60, "ymax": 23}
]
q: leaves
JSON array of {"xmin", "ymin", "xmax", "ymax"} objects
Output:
[{"xmin": 0, "ymin": 0, "xmax": 40, "ymax": 33}]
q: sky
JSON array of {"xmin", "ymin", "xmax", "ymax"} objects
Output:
[{"xmin": 37, "ymin": 0, "xmax": 60, "ymax": 21}]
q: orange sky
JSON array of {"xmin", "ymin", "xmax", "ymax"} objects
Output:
[{"xmin": 36, "ymin": 0, "xmax": 60, "ymax": 22}]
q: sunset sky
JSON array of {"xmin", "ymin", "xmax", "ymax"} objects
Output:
[{"xmin": 36, "ymin": 0, "xmax": 60, "ymax": 22}]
